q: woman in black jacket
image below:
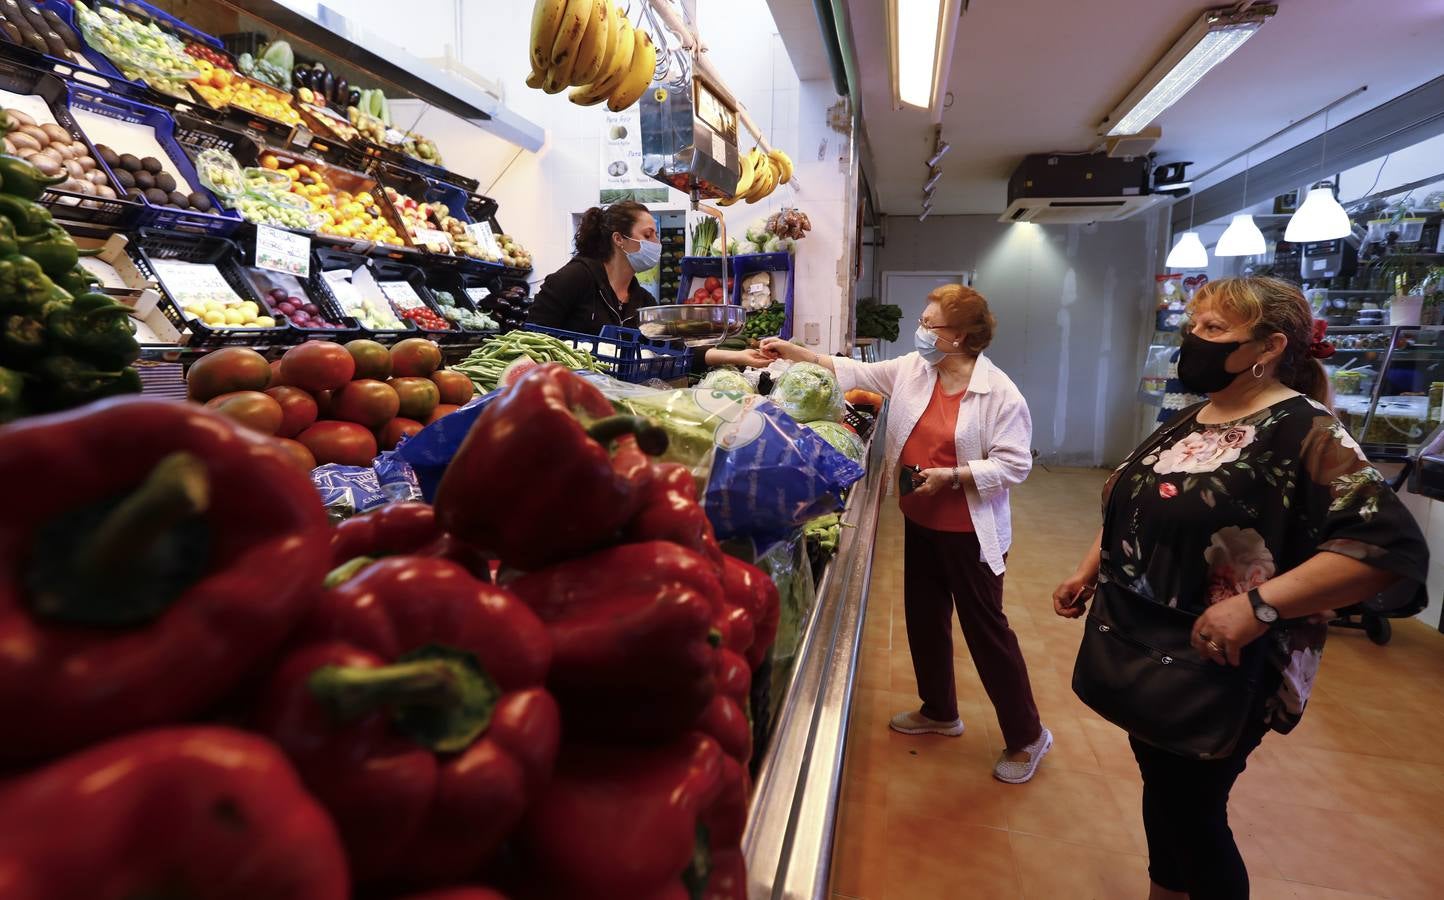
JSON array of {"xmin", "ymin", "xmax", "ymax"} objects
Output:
[{"xmin": 531, "ymin": 200, "xmax": 771, "ymax": 372}]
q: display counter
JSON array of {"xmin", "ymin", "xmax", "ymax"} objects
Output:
[
  {"xmin": 745, "ymin": 407, "xmax": 887, "ymax": 899},
  {"xmin": 1329, "ymin": 325, "xmax": 1444, "ymax": 460}
]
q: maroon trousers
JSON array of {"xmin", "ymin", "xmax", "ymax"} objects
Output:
[{"xmin": 902, "ymin": 518, "xmax": 1042, "ymax": 750}]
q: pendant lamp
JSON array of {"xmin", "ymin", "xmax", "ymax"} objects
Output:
[
  {"xmin": 1285, "ymin": 108, "xmax": 1351, "ymax": 242},
  {"xmin": 1166, "ymin": 193, "xmax": 1208, "ymax": 268},
  {"xmin": 1216, "ymin": 152, "xmax": 1264, "ymax": 257}
]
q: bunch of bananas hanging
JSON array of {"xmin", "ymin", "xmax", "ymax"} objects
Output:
[
  {"xmin": 528, "ymin": 0, "xmax": 658, "ymax": 112},
  {"xmin": 717, "ymin": 146, "xmax": 794, "ymax": 206}
]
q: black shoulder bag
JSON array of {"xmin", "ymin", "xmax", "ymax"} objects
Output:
[{"xmin": 1071, "ymin": 406, "xmax": 1272, "ymax": 761}]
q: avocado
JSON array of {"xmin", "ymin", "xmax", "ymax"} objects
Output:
[
  {"xmin": 187, "ymin": 192, "xmax": 213, "ymax": 212},
  {"xmin": 154, "ymin": 172, "xmax": 176, "ymax": 193},
  {"xmin": 119, "ymin": 153, "xmax": 142, "ymax": 172},
  {"xmin": 144, "ymin": 187, "xmax": 169, "ymax": 205},
  {"xmin": 97, "ymin": 145, "xmax": 119, "ymax": 168},
  {"xmin": 167, "ymin": 190, "xmax": 188, "ymax": 208},
  {"xmin": 141, "ymin": 156, "xmax": 163, "ymax": 174},
  {"xmin": 133, "ymin": 171, "xmax": 154, "ymax": 191}
]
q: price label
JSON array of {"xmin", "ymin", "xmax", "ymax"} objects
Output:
[
  {"xmin": 465, "ymin": 287, "xmax": 490, "ymax": 306},
  {"xmin": 414, "ymin": 227, "xmax": 452, "ymax": 252},
  {"xmin": 468, "ymin": 222, "xmax": 501, "ymax": 258},
  {"xmin": 255, "ymin": 224, "xmax": 311, "ymax": 278}
]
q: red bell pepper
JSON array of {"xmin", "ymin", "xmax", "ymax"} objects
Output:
[
  {"xmin": 328, "ymin": 500, "xmax": 489, "ymax": 582},
  {"xmin": 256, "ymin": 555, "xmax": 559, "ymax": 888},
  {"xmin": 0, "ymin": 726, "xmax": 349, "ymax": 899},
  {"xmin": 516, "ymin": 732, "xmax": 738, "ymax": 900},
  {"xmin": 511, "ymin": 540, "xmax": 720, "ymax": 741},
  {"xmin": 0, "ymin": 397, "xmax": 330, "ymax": 764},
  {"xmin": 700, "ymin": 753, "xmax": 750, "ymax": 900},
  {"xmin": 395, "ymin": 890, "xmax": 510, "ymax": 900},
  {"xmin": 699, "ymin": 647, "xmax": 753, "ymax": 765},
  {"xmin": 434, "ymin": 364, "xmax": 667, "ymax": 571},
  {"xmin": 722, "ymin": 555, "xmax": 781, "ymax": 670}
]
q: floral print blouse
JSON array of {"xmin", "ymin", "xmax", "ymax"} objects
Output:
[{"xmin": 1100, "ymin": 396, "xmax": 1428, "ymax": 733}]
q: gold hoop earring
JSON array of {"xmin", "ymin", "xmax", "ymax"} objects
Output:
[{"xmin": 1252, "ymin": 362, "xmax": 1265, "ymax": 378}]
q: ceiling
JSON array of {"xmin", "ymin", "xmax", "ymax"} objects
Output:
[{"xmin": 842, "ymin": 0, "xmax": 1444, "ymax": 216}]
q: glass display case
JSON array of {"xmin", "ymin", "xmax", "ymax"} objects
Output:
[{"xmin": 1329, "ymin": 325, "xmax": 1444, "ymax": 460}]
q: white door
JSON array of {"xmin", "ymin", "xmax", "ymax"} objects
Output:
[{"xmin": 880, "ymin": 271, "xmax": 970, "ymax": 360}]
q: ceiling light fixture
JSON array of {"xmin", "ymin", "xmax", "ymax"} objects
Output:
[
  {"xmin": 924, "ymin": 167, "xmax": 942, "ymax": 191},
  {"xmin": 1285, "ymin": 107, "xmax": 1352, "ymax": 242},
  {"xmin": 888, "ymin": 0, "xmax": 965, "ymax": 118},
  {"xmin": 1216, "ymin": 150, "xmax": 1265, "ymax": 257},
  {"xmin": 1100, "ymin": 4, "xmax": 1276, "ymax": 138},
  {"xmin": 926, "ymin": 140, "xmax": 951, "ymax": 168},
  {"xmin": 1166, "ymin": 193, "xmax": 1208, "ymax": 269}
]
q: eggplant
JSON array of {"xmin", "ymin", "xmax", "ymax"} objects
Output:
[
  {"xmin": 347, "ymin": 88, "xmax": 361, "ymax": 109},
  {"xmin": 321, "ymin": 71, "xmax": 334, "ymax": 104},
  {"xmin": 0, "ymin": 14, "xmax": 20, "ymax": 44},
  {"xmin": 39, "ymin": 8, "xmax": 79, "ymax": 53},
  {"xmin": 333, "ymin": 76, "xmax": 347, "ymax": 107},
  {"xmin": 15, "ymin": 0, "xmax": 47, "ymax": 33}
]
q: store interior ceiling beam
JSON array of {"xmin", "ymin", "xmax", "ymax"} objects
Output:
[
  {"xmin": 226, "ymin": 0, "xmax": 545, "ymax": 151},
  {"xmin": 1173, "ymin": 74, "xmax": 1444, "ymax": 234}
]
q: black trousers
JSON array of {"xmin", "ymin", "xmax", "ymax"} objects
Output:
[{"xmin": 1129, "ymin": 719, "xmax": 1270, "ymax": 899}]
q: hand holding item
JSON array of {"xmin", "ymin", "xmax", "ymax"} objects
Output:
[
  {"xmin": 1052, "ymin": 573, "xmax": 1095, "ymax": 619},
  {"xmin": 759, "ymin": 336, "xmax": 811, "ymax": 363},
  {"xmin": 1191, "ymin": 593, "xmax": 1269, "ymax": 666},
  {"xmin": 708, "ymin": 347, "xmax": 775, "ymax": 369},
  {"xmin": 910, "ymin": 466, "xmax": 953, "ymax": 497}
]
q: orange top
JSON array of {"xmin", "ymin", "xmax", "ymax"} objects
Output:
[{"xmin": 898, "ymin": 379, "xmax": 975, "ymax": 532}]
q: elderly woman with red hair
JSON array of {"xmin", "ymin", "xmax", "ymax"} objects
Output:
[{"xmin": 763, "ymin": 284, "xmax": 1049, "ymax": 783}]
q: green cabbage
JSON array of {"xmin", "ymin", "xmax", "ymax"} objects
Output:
[
  {"xmin": 770, "ymin": 361, "xmax": 844, "ymax": 423},
  {"xmin": 805, "ymin": 421, "xmax": 865, "ymax": 462},
  {"xmin": 699, "ymin": 367, "xmax": 754, "ymax": 395}
]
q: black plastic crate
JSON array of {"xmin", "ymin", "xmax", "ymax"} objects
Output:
[
  {"xmin": 130, "ymin": 228, "xmax": 295, "ymax": 348},
  {"xmin": 309, "ymin": 245, "xmax": 414, "ymax": 344},
  {"xmin": 423, "ymin": 265, "xmax": 499, "ymax": 339},
  {"xmin": 170, "ymin": 109, "xmax": 263, "ymax": 164},
  {"xmin": 0, "ymin": 57, "xmax": 143, "ymax": 226},
  {"xmin": 242, "ymin": 260, "xmax": 360, "ymax": 343},
  {"xmin": 369, "ymin": 256, "xmax": 460, "ymax": 343}
]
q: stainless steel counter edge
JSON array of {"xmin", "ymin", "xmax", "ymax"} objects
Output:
[{"xmin": 744, "ymin": 415, "xmax": 888, "ymax": 900}]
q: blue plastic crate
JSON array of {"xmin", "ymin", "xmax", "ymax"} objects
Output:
[
  {"xmin": 524, "ymin": 323, "xmax": 690, "ymax": 384},
  {"xmin": 676, "ymin": 256, "xmax": 739, "ymax": 305},
  {"xmin": 65, "ymin": 83, "xmax": 242, "ymax": 235},
  {"xmin": 59, "ymin": 1, "xmax": 199, "ymax": 102},
  {"xmin": 731, "ymin": 252, "xmax": 794, "ymax": 340},
  {"xmin": 110, "ymin": 0, "xmax": 224, "ymax": 48}
]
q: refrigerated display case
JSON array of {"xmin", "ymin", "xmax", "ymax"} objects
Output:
[{"xmin": 1329, "ymin": 325, "xmax": 1444, "ymax": 460}]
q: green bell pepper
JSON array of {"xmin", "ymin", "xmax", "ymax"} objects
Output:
[
  {"xmin": 30, "ymin": 356, "xmax": 141, "ymax": 411},
  {"xmin": 47, "ymin": 294, "xmax": 139, "ymax": 370},
  {"xmin": 0, "ymin": 154, "xmax": 67, "ymax": 201},
  {"xmin": 56, "ymin": 265, "xmax": 99, "ymax": 299},
  {"xmin": 0, "ymin": 215, "xmax": 18, "ymax": 258},
  {"xmin": 0, "ymin": 193, "xmax": 55, "ymax": 236},
  {"xmin": 0, "ymin": 254, "xmax": 68, "ymax": 316},
  {"xmin": 0, "ymin": 313, "xmax": 47, "ymax": 366},
  {"xmin": 0, "ymin": 365, "xmax": 21, "ymax": 423},
  {"xmin": 18, "ymin": 224, "xmax": 98, "ymax": 279}
]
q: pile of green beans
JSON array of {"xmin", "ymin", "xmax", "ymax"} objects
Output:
[{"xmin": 450, "ymin": 330, "xmax": 608, "ymax": 391}]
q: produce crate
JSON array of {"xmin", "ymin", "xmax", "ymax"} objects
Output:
[
  {"xmin": 731, "ymin": 252, "xmax": 794, "ymax": 340},
  {"xmin": 0, "ymin": 56, "xmax": 141, "ymax": 226},
  {"xmin": 370, "ymin": 256, "xmax": 460, "ymax": 343},
  {"xmin": 292, "ymin": 101, "xmax": 372, "ymax": 170},
  {"xmin": 66, "ymin": 0, "xmax": 210, "ymax": 106},
  {"xmin": 242, "ymin": 263, "xmax": 360, "ymax": 343},
  {"xmin": 256, "ymin": 145, "xmax": 412, "ymax": 252},
  {"xmin": 525, "ymin": 323, "xmax": 690, "ymax": 384},
  {"xmin": 0, "ymin": 1, "xmax": 119, "ymax": 85},
  {"xmin": 170, "ymin": 109, "xmax": 262, "ymax": 163},
  {"xmin": 130, "ymin": 228, "xmax": 296, "ymax": 348},
  {"xmin": 66, "ymin": 83, "xmax": 242, "ymax": 235},
  {"xmin": 110, "ymin": 0, "xmax": 224, "ymax": 49},
  {"xmin": 676, "ymin": 255, "xmax": 736, "ymax": 305},
  {"xmin": 187, "ymin": 68, "xmax": 299, "ymax": 147},
  {"xmin": 423, "ymin": 265, "xmax": 500, "ymax": 338},
  {"xmin": 308, "ymin": 245, "xmax": 414, "ymax": 344}
]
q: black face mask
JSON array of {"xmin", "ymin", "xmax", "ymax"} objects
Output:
[{"xmin": 1177, "ymin": 331, "xmax": 1251, "ymax": 394}]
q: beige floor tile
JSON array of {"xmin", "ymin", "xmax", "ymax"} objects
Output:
[
  {"xmin": 882, "ymin": 813, "xmax": 1021, "ymax": 900},
  {"xmin": 1008, "ymin": 831, "xmax": 1148, "ymax": 900}
]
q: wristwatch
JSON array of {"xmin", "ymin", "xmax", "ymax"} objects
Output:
[
  {"xmin": 1247, "ymin": 588, "xmax": 1280, "ymax": 625},
  {"xmin": 951, "ymin": 467, "xmax": 961, "ymax": 490}
]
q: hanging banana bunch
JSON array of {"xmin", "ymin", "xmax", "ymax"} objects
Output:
[
  {"xmin": 529, "ymin": 0, "xmax": 658, "ymax": 112},
  {"xmin": 716, "ymin": 146, "xmax": 794, "ymax": 206}
]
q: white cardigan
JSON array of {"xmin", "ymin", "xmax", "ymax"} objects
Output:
[{"xmin": 834, "ymin": 352, "xmax": 1033, "ymax": 575}]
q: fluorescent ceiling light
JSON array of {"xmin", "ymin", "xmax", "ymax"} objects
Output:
[
  {"xmin": 1285, "ymin": 183, "xmax": 1351, "ymax": 242},
  {"xmin": 1216, "ymin": 214, "xmax": 1266, "ymax": 257},
  {"xmin": 889, "ymin": 0, "xmax": 963, "ymax": 114},
  {"xmin": 1166, "ymin": 231, "xmax": 1208, "ymax": 268},
  {"xmin": 1102, "ymin": 5, "xmax": 1276, "ymax": 137}
]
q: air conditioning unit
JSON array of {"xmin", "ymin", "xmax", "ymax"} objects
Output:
[{"xmin": 999, "ymin": 152, "xmax": 1162, "ymax": 224}]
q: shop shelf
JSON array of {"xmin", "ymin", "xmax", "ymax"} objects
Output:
[
  {"xmin": 66, "ymin": 83, "xmax": 243, "ymax": 235},
  {"xmin": 731, "ymin": 251, "xmax": 794, "ymax": 340},
  {"xmin": 254, "ymin": 145, "xmax": 412, "ymax": 252},
  {"xmin": 369, "ymin": 256, "xmax": 462, "ymax": 343},
  {"xmin": 0, "ymin": 56, "xmax": 142, "ymax": 227},
  {"xmin": 308, "ymin": 245, "xmax": 414, "ymax": 344},
  {"xmin": 130, "ymin": 228, "xmax": 297, "ymax": 348},
  {"xmin": 525, "ymin": 323, "xmax": 690, "ymax": 383}
]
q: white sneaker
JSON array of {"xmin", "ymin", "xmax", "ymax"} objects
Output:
[
  {"xmin": 889, "ymin": 710, "xmax": 965, "ymax": 737},
  {"xmin": 993, "ymin": 727, "xmax": 1053, "ymax": 784}
]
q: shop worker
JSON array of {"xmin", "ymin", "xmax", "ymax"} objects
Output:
[
  {"xmin": 1053, "ymin": 276, "xmax": 1427, "ymax": 900},
  {"xmin": 532, "ymin": 199, "xmax": 771, "ymax": 372},
  {"xmin": 763, "ymin": 285, "xmax": 1050, "ymax": 784}
]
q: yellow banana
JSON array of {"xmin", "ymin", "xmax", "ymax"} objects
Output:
[
  {"xmin": 570, "ymin": 15, "xmax": 633, "ymax": 106},
  {"xmin": 768, "ymin": 148, "xmax": 793, "ymax": 183},
  {"xmin": 549, "ymin": 0, "xmax": 593, "ymax": 85},
  {"xmin": 542, "ymin": 64, "xmax": 569, "ymax": 94},
  {"xmin": 730, "ymin": 148, "xmax": 760, "ymax": 199},
  {"xmin": 593, "ymin": 2, "xmax": 621, "ymax": 85},
  {"xmin": 529, "ymin": 0, "xmax": 568, "ymax": 75},
  {"xmin": 526, "ymin": 68, "xmax": 546, "ymax": 90},
  {"xmin": 716, "ymin": 194, "xmax": 741, "ymax": 207},
  {"xmin": 570, "ymin": 0, "xmax": 609, "ymax": 86},
  {"xmin": 607, "ymin": 28, "xmax": 655, "ymax": 112},
  {"xmin": 745, "ymin": 155, "xmax": 775, "ymax": 202}
]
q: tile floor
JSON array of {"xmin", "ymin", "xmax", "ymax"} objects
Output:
[{"xmin": 831, "ymin": 466, "xmax": 1444, "ymax": 900}]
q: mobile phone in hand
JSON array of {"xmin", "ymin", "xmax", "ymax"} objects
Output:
[{"xmin": 898, "ymin": 464, "xmax": 924, "ymax": 496}]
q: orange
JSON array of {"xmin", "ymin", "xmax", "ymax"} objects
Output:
[{"xmin": 261, "ymin": 154, "xmax": 279, "ymax": 170}]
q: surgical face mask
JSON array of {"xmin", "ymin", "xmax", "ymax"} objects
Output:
[
  {"xmin": 1177, "ymin": 330, "xmax": 1251, "ymax": 394},
  {"xmin": 913, "ymin": 325, "xmax": 953, "ymax": 365},
  {"xmin": 622, "ymin": 236, "xmax": 661, "ymax": 272}
]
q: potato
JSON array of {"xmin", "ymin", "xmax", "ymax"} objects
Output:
[
  {"xmin": 94, "ymin": 184, "xmax": 117, "ymax": 200},
  {"xmin": 76, "ymin": 155, "xmax": 96, "ymax": 171},
  {"xmin": 87, "ymin": 169, "xmax": 107, "ymax": 185},
  {"xmin": 4, "ymin": 108, "xmax": 35, "ymax": 127},
  {"xmin": 63, "ymin": 159, "xmax": 84, "ymax": 179},
  {"xmin": 40, "ymin": 124, "xmax": 69, "ymax": 144},
  {"xmin": 9, "ymin": 131, "xmax": 40, "ymax": 152},
  {"xmin": 75, "ymin": 179, "xmax": 96, "ymax": 195},
  {"xmin": 32, "ymin": 147, "xmax": 62, "ymax": 165},
  {"xmin": 2, "ymin": 138, "xmax": 12, "ymax": 155},
  {"xmin": 18, "ymin": 125, "xmax": 50, "ymax": 146}
]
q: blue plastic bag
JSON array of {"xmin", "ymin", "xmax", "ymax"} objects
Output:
[
  {"xmin": 395, "ymin": 391, "xmax": 500, "ymax": 500},
  {"xmin": 310, "ymin": 450, "xmax": 423, "ymax": 520}
]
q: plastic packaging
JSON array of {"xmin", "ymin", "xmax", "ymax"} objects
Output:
[
  {"xmin": 769, "ymin": 360, "xmax": 846, "ymax": 423},
  {"xmin": 310, "ymin": 449, "xmax": 422, "ymax": 520},
  {"xmin": 698, "ymin": 367, "xmax": 754, "ymax": 395}
]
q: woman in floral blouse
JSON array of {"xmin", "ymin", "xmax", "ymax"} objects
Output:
[{"xmin": 1053, "ymin": 276, "xmax": 1427, "ymax": 900}]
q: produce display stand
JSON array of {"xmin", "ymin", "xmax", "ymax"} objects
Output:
[
  {"xmin": 524, "ymin": 323, "xmax": 691, "ymax": 384},
  {"xmin": 308, "ymin": 245, "xmax": 415, "ymax": 344},
  {"xmin": 369, "ymin": 255, "xmax": 463, "ymax": 344},
  {"xmin": 733, "ymin": 251, "xmax": 795, "ymax": 340}
]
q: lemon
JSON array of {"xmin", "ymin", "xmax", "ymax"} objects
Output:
[
  {"xmin": 255, "ymin": 316, "xmax": 276, "ymax": 328},
  {"xmin": 202, "ymin": 310, "xmax": 226, "ymax": 325},
  {"xmin": 224, "ymin": 309, "xmax": 247, "ymax": 325},
  {"xmin": 240, "ymin": 301, "xmax": 259, "ymax": 318}
]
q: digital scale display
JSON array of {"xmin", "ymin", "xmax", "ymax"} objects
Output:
[{"xmin": 693, "ymin": 77, "xmax": 736, "ymax": 143}]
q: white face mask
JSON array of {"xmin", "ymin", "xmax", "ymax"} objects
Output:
[
  {"xmin": 622, "ymin": 236, "xmax": 661, "ymax": 272},
  {"xmin": 913, "ymin": 325, "xmax": 964, "ymax": 365}
]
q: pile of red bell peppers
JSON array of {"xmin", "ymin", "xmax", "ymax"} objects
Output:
[{"xmin": 0, "ymin": 362, "xmax": 780, "ymax": 900}]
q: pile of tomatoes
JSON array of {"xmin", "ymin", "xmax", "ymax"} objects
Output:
[
  {"xmin": 687, "ymin": 276, "xmax": 727, "ymax": 305},
  {"xmin": 185, "ymin": 42, "xmax": 234, "ymax": 71},
  {"xmin": 397, "ymin": 306, "xmax": 451, "ymax": 332}
]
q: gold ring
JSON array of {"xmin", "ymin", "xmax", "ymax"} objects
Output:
[{"xmin": 1206, "ymin": 640, "xmax": 1223, "ymax": 654}]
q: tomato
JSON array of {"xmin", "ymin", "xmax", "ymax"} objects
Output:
[
  {"xmin": 431, "ymin": 370, "xmax": 474, "ymax": 406},
  {"xmin": 389, "ymin": 376, "xmax": 440, "ymax": 422},
  {"xmin": 205, "ymin": 390, "xmax": 284, "ymax": 435},
  {"xmin": 704, "ymin": 276, "xmax": 721, "ymax": 292},
  {"xmin": 314, "ymin": 389, "xmax": 335, "ymax": 419},
  {"xmin": 378, "ymin": 417, "xmax": 423, "ymax": 450},
  {"xmin": 710, "ymin": 287, "xmax": 725, "ymax": 302},
  {"xmin": 264, "ymin": 385, "xmax": 320, "ymax": 438},
  {"xmin": 426, "ymin": 403, "xmax": 460, "ymax": 424},
  {"xmin": 390, "ymin": 338, "xmax": 443, "ymax": 377},
  {"xmin": 332, "ymin": 379, "xmax": 400, "ymax": 428},
  {"xmin": 186, "ymin": 347, "xmax": 270, "ymax": 401},
  {"xmin": 297, "ymin": 420, "xmax": 377, "ymax": 467},
  {"xmin": 272, "ymin": 437, "xmax": 317, "ymax": 474},
  {"xmin": 281, "ymin": 340, "xmax": 356, "ymax": 392},
  {"xmin": 345, "ymin": 339, "xmax": 393, "ymax": 381}
]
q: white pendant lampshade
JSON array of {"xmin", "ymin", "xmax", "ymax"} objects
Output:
[
  {"xmin": 1216, "ymin": 214, "xmax": 1266, "ymax": 257},
  {"xmin": 1166, "ymin": 231, "xmax": 1208, "ymax": 268},
  {"xmin": 1284, "ymin": 184, "xmax": 1351, "ymax": 242}
]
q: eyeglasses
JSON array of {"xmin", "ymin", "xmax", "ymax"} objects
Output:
[{"xmin": 917, "ymin": 317, "xmax": 955, "ymax": 334}]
